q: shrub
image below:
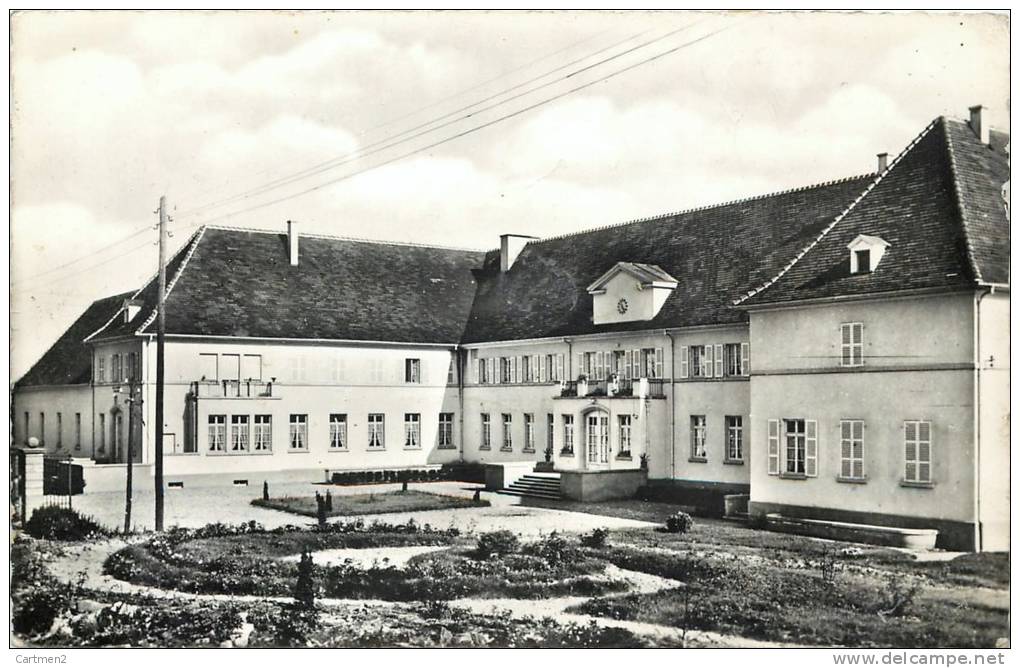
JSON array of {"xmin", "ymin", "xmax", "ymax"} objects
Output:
[
  {"xmin": 25, "ymin": 506, "xmax": 111, "ymax": 541},
  {"xmin": 324, "ymin": 491, "xmax": 333, "ymax": 512},
  {"xmin": 316, "ymin": 498, "xmax": 327, "ymax": 527},
  {"xmin": 580, "ymin": 527, "xmax": 610, "ymax": 549},
  {"xmin": 475, "ymin": 530, "xmax": 520, "ymax": 559},
  {"xmin": 262, "ymin": 481, "xmax": 270, "ymax": 501},
  {"xmin": 528, "ymin": 532, "xmax": 579, "ymax": 565},
  {"xmin": 665, "ymin": 512, "xmax": 694, "ymax": 534},
  {"xmin": 293, "ymin": 549, "xmax": 316, "ymax": 610}
]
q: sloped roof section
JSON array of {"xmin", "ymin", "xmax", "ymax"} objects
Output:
[
  {"xmin": 739, "ymin": 117, "xmax": 1009, "ymax": 307},
  {"xmin": 461, "ymin": 175, "xmax": 874, "ymax": 343},
  {"xmin": 16, "ymin": 291, "xmax": 134, "ymax": 387},
  {"xmin": 124, "ymin": 227, "xmax": 487, "ymax": 344}
]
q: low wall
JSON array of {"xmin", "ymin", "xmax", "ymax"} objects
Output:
[
  {"xmin": 641, "ymin": 479, "xmax": 751, "ymax": 517},
  {"xmin": 749, "ymin": 500, "xmax": 975, "ymax": 552},
  {"xmin": 80, "ymin": 461, "xmax": 155, "ymax": 494},
  {"xmin": 560, "ymin": 469, "xmax": 648, "ymax": 502},
  {"xmin": 484, "ymin": 462, "xmax": 537, "ymax": 490}
]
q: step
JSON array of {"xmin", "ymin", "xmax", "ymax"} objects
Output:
[
  {"xmin": 512, "ymin": 479, "xmax": 561, "ymax": 488},
  {"xmin": 496, "ymin": 488, "xmax": 563, "ymax": 500}
]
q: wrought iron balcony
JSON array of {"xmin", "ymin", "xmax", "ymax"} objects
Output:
[
  {"xmin": 191, "ymin": 379, "xmax": 275, "ymax": 398},
  {"xmin": 557, "ymin": 377, "xmax": 666, "ymax": 399}
]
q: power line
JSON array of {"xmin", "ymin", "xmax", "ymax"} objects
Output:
[
  {"xmin": 183, "ymin": 20, "xmax": 739, "ymax": 230},
  {"xmin": 175, "ymin": 24, "xmax": 681, "ymax": 219},
  {"xmin": 11, "ymin": 224, "xmax": 153, "ymax": 285}
]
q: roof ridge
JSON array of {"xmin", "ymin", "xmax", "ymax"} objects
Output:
[
  {"xmin": 136, "ymin": 226, "xmax": 208, "ymax": 334},
  {"xmin": 204, "ymin": 224, "xmax": 487, "ymax": 253},
  {"xmin": 733, "ymin": 116, "xmax": 942, "ymax": 306},
  {"xmin": 529, "ymin": 173, "xmax": 876, "ymax": 246},
  {"xmin": 942, "ymin": 117, "xmax": 986, "ymax": 283}
]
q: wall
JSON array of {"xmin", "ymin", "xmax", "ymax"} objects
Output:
[
  {"xmin": 592, "ymin": 271, "xmax": 670, "ymax": 325},
  {"xmin": 748, "ymin": 293, "xmax": 980, "ymax": 544},
  {"xmin": 140, "ymin": 338, "xmax": 463, "ymax": 479},
  {"xmin": 13, "ymin": 385, "xmax": 92, "ymax": 457},
  {"xmin": 977, "ymin": 290, "xmax": 1009, "ymax": 551},
  {"xmin": 560, "ymin": 469, "xmax": 648, "ymax": 502}
]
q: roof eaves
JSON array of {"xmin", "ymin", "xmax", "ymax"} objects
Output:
[
  {"xmin": 943, "ymin": 118, "xmax": 986, "ymax": 283},
  {"xmin": 733, "ymin": 117, "xmax": 941, "ymax": 306},
  {"xmin": 135, "ymin": 225, "xmax": 208, "ymax": 335},
  {"xmin": 82, "ymin": 289, "xmax": 145, "ymax": 344}
]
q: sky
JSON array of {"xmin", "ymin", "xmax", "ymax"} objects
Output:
[{"xmin": 9, "ymin": 10, "xmax": 1010, "ymax": 380}]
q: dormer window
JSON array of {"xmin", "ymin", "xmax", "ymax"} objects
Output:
[
  {"xmin": 847, "ymin": 235, "xmax": 890, "ymax": 275},
  {"xmin": 586, "ymin": 262, "xmax": 678, "ymax": 325}
]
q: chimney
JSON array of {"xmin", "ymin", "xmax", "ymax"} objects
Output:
[
  {"xmin": 499, "ymin": 234, "xmax": 537, "ymax": 273},
  {"xmin": 287, "ymin": 220, "xmax": 299, "ymax": 266},
  {"xmin": 969, "ymin": 105, "xmax": 991, "ymax": 146},
  {"xmin": 876, "ymin": 152, "xmax": 888, "ymax": 173}
]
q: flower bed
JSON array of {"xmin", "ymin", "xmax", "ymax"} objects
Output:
[{"xmin": 252, "ymin": 490, "xmax": 487, "ymax": 518}]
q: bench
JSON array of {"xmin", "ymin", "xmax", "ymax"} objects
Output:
[{"xmin": 765, "ymin": 513, "xmax": 938, "ymax": 550}]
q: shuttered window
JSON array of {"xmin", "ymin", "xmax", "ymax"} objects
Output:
[
  {"xmin": 767, "ymin": 419, "xmax": 779, "ymax": 474},
  {"xmin": 904, "ymin": 420, "xmax": 932, "ymax": 483},
  {"xmin": 840, "ymin": 322, "xmax": 864, "ymax": 367},
  {"xmin": 840, "ymin": 419, "xmax": 864, "ymax": 479}
]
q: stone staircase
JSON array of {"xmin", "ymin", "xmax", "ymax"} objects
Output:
[{"xmin": 499, "ymin": 471, "xmax": 562, "ymax": 500}]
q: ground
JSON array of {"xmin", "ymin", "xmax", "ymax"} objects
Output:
[{"xmin": 12, "ymin": 481, "xmax": 1010, "ymax": 648}]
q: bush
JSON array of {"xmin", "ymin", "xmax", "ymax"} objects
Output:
[
  {"xmin": 528, "ymin": 532, "xmax": 580, "ymax": 565},
  {"xmin": 25, "ymin": 506, "xmax": 111, "ymax": 541},
  {"xmin": 476, "ymin": 530, "xmax": 520, "ymax": 559},
  {"xmin": 665, "ymin": 512, "xmax": 694, "ymax": 534},
  {"xmin": 580, "ymin": 527, "xmax": 611, "ymax": 549},
  {"xmin": 293, "ymin": 549, "xmax": 316, "ymax": 609}
]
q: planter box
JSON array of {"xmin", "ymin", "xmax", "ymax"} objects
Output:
[
  {"xmin": 560, "ymin": 469, "xmax": 647, "ymax": 502},
  {"xmin": 766, "ymin": 513, "xmax": 938, "ymax": 550}
]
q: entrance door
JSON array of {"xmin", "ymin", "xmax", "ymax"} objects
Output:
[{"xmin": 585, "ymin": 413, "xmax": 610, "ymax": 469}]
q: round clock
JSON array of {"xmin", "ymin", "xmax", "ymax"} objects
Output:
[{"xmin": 617, "ymin": 298, "xmax": 629, "ymax": 314}]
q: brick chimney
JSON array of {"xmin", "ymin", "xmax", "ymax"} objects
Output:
[
  {"xmin": 876, "ymin": 152, "xmax": 888, "ymax": 173},
  {"xmin": 969, "ymin": 105, "xmax": 991, "ymax": 146},
  {"xmin": 500, "ymin": 234, "xmax": 537, "ymax": 273},
  {"xmin": 287, "ymin": 220, "xmax": 299, "ymax": 266}
]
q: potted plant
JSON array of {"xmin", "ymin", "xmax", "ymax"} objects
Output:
[
  {"xmin": 608, "ymin": 372, "xmax": 620, "ymax": 397},
  {"xmin": 576, "ymin": 373, "xmax": 589, "ymax": 397}
]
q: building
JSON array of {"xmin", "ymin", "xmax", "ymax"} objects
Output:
[{"xmin": 13, "ymin": 107, "xmax": 1009, "ymax": 550}]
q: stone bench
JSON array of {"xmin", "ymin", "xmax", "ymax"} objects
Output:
[{"xmin": 765, "ymin": 513, "xmax": 939, "ymax": 550}]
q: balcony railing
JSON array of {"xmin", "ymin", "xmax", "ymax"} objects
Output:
[
  {"xmin": 192, "ymin": 379, "xmax": 275, "ymax": 398},
  {"xmin": 559, "ymin": 377, "xmax": 666, "ymax": 399}
]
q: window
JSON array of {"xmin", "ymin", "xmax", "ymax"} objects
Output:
[
  {"xmin": 904, "ymin": 420, "xmax": 932, "ymax": 484},
  {"xmin": 480, "ymin": 413, "xmax": 491, "ymax": 450},
  {"xmin": 855, "ymin": 249, "xmax": 871, "ymax": 273},
  {"xmin": 562, "ymin": 415, "xmax": 575, "ymax": 454},
  {"xmin": 479, "ymin": 357, "xmax": 490, "ymax": 384},
  {"xmin": 23, "ymin": 412, "xmax": 29, "ymax": 444},
  {"xmin": 546, "ymin": 414, "xmax": 554, "ymax": 452},
  {"xmin": 840, "ymin": 419, "xmax": 864, "ymax": 479},
  {"xmin": 74, "ymin": 413, "xmax": 81, "ymax": 450},
  {"xmin": 56, "ymin": 413, "xmax": 63, "ymax": 448},
  {"xmin": 523, "ymin": 414, "xmax": 535, "ymax": 452},
  {"xmin": 724, "ymin": 344, "xmax": 743, "ymax": 376},
  {"xmin": 242, "ymin": 354, "xmax": 262, "ymax": 381},
  {"xmin": 221, "ymin": 354, "xmax": 240, "ymax": 381},
  {"xmin": 500, "ymin": 357, "xmax": 512, "ymax": 384},
  {"xmin": 97, "ymin": 356, "xmax": 106, "ymax": 383},
  {"xmin": 583, "ymin": 352, "xmax": 596, "ymax": 378},
  {"xmin": 368, "ymin": 414, "xmax": 385, "ymax": 449},
  {"xmin": 840, "ymin": 323, "xmax": 864, "ymax": 367},
  {"xmin": 404, "ymin": 413, "xmax": 421, "ymax": 448},
  {"xmin": 199, "ymin": 353, "xmax": 218, "ymax": 381},
  {"xmin": 781, "ymin": 418, "xmax": 817, "ymax": 476},
  {"xmin": 726, "ymin": 416, "xmax": 743, "ymax": 461},
  {"xmin": 111, "ymin": 355, "xmax": 122, "ymax": 383},
  {"xmin": 230, "ymin": 415, "xmax": 250, "ymax": 452},
  {"xmin": 690, "ymin": 415, "xmax": 707, "ymax": 460},
  {"xmin": 405, "ymin": 358, "xmax": 421, "ymax": 383},
  {"xmin": 501, "ymin": 413, "xmax": 513, "ymax": 451},
  {"xmin": 291, "ymin": 356, "xmax": 309, "ymax": 382},
  {"xmin": 329, "ymin": 414, "xmax": 348, "ymax": 450},
  {"xmin": 439, "ymin": 413, "xmax": 454, "ymax": 448},
  {"xmin": 98, "ymin": 414, "xmax": 106, "ymax": 452},
  {"xmin": 447, "ymin": 356, "xmax": 456, "ymax": 385},
  {"xmin": 289, "ymin": 414, "xmax": 308, "ymax": 450},
  {"xmin": 126, "ymin": 353, "xmax": 137, "ymax": 381},
  {"xmin": 253, "ymin": 415, "xmax": 272, "ymax": 451},
  {"xmin": 521, "ymin": 356, "xmax": 532, "ymax": 383},
  {"xmin": 329, "ymin": 356, "xmax": 347, "ymax": 383},
  {"xmin": 39, "ymin": 413, "xmax": 45, "ymax": 446},
  {"xmin": 618, "ymin": 415, "xmax": 632, "ymax": 458},
  {"xmin": 690, "ymin": 346, "xmax": 710, "ymax": 378},
  {"xmin": 208, "ymin": 415, "xmax": 226, "ymax": 452}
]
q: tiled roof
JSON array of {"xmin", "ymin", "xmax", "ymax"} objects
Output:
[
  {"xmin": 16, "ymin": 291, "xmax": 134, "ymax": 387},
  {"xmin": 93, "ymin": 227, "xmax": 488, "ymax": 344},
  {"xmin": 739, "ymin": 117, "xmax": 1010, "ymax": 306},
  {"xmin": 461, "ymin": 175, "xmax": 874, "ymax": 343}
]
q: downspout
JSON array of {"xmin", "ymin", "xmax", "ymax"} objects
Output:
[
  {"xmin": 973, "ymin": 287, "xmax": 992, "ymax": 551},
  {"xmin": 664, "ymin": 330, "xmax": 677, "ymax": 479},
  {"xmin": 456, "ymin": 345, "xmax": 465, "ymax": 463}
]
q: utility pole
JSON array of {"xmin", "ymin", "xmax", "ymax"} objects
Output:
[{"xmin": 155, "ymin": 195, "xmax": 167, "ymax": 531}]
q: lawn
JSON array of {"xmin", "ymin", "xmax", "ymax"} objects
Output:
[{"xmin": 251, "ymin": 489, "xmax": 487, "ymax": 517}]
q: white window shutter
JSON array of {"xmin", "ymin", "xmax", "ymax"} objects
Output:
[
  {"xmin": 577, "ymin": 353, "xmax": 585, "ymax": 378},
  {"xmin": 489, "ymin": 359, "xmax": 496, "ymax": 384},
  {"xmin": 624, "ymin": 351, "xmax": 632, "ymax": 379},
  {"xmin": 655, "ymin": 348, "xmax": 663, "ymax": 378},
  {"xmin": 679, "ymin": 346, "xmax": 689, "ymax": 379},
  {"xmin": 557, "ymin": 354, "xmax": 564, "ymax": 380},
  {"xmin": 631, "ymin": 349, "xmax": 640, "ymax": 378},
  {"xmin": 422, "ymin": 361, "xmax": 429, "ymax": 385},
  {"xmin": 767, "ymin": 419, "xmax": 780, "ymax": 475},
  {"xmin": 714, "ymin": 344, "xmax": 724, "ymax": 377},
  {"xmin": 805, "ymin": 420, "xmax": 818, "ymax": 477},
  {"xmin": 474, "ymin": 357, "xmax": 480, "ymax": 384},
  {"xmin": 595, "ymin": 352, "xmax": 603, "ymax": 380},
  {"xmin": 538, "ymin": 355, "xmax": 545, "ymax": 382},
  {"xmin": 741, "ymin": 342, "xmax": 750, "ymax": 375}
]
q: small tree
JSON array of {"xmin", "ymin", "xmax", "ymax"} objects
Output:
[
  {"xmin": 316, "ymin": 495, "xmax": 327, "ymax": 527},
  {"xmin": 293, "ymin": 549, "xmax": 315, "ymax": 610},
  {"xmin": 262, "ymin": 481, "xmax": 270, "ymax": 501},
  {"xmin": 325, "ymin": 490, "xmax": 333, "ymax": 512}
]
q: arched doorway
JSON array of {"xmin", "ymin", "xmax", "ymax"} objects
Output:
[{"xmin": 582, "ymin": 406, "xmax": 610, "ymax": 470}]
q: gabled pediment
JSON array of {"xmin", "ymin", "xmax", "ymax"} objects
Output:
[
  {"xmin": 587, "ymin": 262, "xmax": 678, "ymax": 295},
  {"xmin": 847, "ymin": 234, "xmax": 890, "ymax": 274}
]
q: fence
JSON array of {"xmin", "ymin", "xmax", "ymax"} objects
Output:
[{"xmin": 11, "ymin": 449, "xmax": 81, "ymax": 523}]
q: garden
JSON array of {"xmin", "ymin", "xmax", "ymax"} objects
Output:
[
  {"xmin": 251, "ymin": 488, "xmax": 488, "ymax": 519},
  {"xmin": 10, "ymin": 504, "xmax": 1010, "ymax": 648}
]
